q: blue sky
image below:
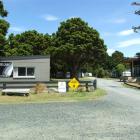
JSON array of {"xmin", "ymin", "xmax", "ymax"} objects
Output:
[{"xmin": 3, "ymin": 0, "xmax": 140, "ymax": 57}]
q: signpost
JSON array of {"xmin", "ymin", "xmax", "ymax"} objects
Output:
[{"xmin": 68, "ymin": 78, "xmax": 80, "ymax": 90}]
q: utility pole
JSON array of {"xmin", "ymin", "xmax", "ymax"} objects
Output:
[{"xmin": 132, "ymin": 2, "xmax": 140, "ymax": 32}]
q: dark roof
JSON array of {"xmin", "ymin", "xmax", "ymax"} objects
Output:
[
  {"xmin": 124, "ymin": 57, "xmax": 140, "ymax": 62},
  {"xmin": 0, "ymin": 55, "xmax": 50, "ymax": 61}
]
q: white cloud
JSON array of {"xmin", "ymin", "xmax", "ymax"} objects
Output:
[
  {"xmin": 111, "ymin": 18, "xmax": 127, "ymax": 24},
  {"xmin": 107, "ymin": 48, "xmax": 115, "ymax": 56},
  {"xmin": 117, "ymin": 38, "xmax": 140, "ymax": 48},
  {"xmin": 102, "ymin": 32, "xmax": 113, "ymax": 37},
  {"xmin": 118, "ymin": 29, "xmax": 134, "ymax": 36},
  {"xmin": 9, "ymin": 27, "xmax": 25, "ymax": 32},
  {"xmin": 43, "ymin": 14, "xmax": 58, "ymax": 21}
]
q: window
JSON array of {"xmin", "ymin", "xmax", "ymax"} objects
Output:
[
  {"xmin": 13, "ymin": 67, "xmax": 35, "ymax": 78},
  {"xmin": 27, "ymin": 68, "xmax": 34, "ymax": 76},
  {"xmin": 18, "ymin": 67, "xmax": 26, "ymax": 76}
]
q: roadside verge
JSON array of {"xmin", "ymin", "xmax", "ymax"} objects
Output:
[{"xmin": 0, "ymin": 89, "xmax": 106, "ymax": 104}]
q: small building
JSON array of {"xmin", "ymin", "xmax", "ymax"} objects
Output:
[
  {"xmin": 125, "ymin": 57, "xmax": 140, "ymax": 77},
  {"xmin": 0, "ymin": 55, "xmax": 50, "ymax": 82}
]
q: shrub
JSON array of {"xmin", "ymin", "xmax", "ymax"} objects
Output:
[
  {"xmin": 76, "ymin": 87, "xmax": 86, "ymax": 92},
  {"xmin": 104, "ymin": 70, "xmax": 111, "ymax": 78},
  {"xmin": 97, "ymin": 68, "xmax": 105, "ymax": 78},
  {"xmin": 34, "ymin": 83, "xmax": 47, "ymax": 94}
]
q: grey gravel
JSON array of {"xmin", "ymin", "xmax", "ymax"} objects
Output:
[{"xmin": 0, "ymin": 78, "xmax": 140, "ymax": 140}]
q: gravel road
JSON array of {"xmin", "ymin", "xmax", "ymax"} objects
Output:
[{"xmin": 0, "ymin": 78, "xmax": 140, "ymax": 140}]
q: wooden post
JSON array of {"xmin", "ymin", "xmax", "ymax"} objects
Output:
[
  {"xmin": 66, "ymin": 81, "xmax": 69, "ymax": 92},
  {"xmin": 86, "ymin": 82, "xmax": 89, "ymax": 92},
  {"xmin": 3, "ymin": 83, "xmax": 6, "ymax": 89},
  {"xmin": 132, "ymin": 60, "xmax": 134, "ymax": 77},
  {"xmin": 93, "ymin": 79, "xmax": 97, "ymax": 90}
]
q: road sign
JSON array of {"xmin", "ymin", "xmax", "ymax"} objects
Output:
[
  {"xmin": 58, "ymin": 82, "xmax": 66, "ymax": 93},
  {"xmin": 68, "ymin": 78, "xmax": 80, "ymax": 90}
]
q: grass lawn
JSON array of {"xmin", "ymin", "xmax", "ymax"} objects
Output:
[{"xmin": 0, "ymin": 89, "xmax": 106, "ymax": 104}]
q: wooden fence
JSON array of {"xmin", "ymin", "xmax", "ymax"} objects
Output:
[{"xmin": 0, "ymin": 79, "xmax": 97, "ymax": 92}]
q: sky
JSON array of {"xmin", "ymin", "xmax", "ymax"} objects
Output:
[{"xmin": 3, "ymin": 0, "xmax": 140, "ymax": 57}]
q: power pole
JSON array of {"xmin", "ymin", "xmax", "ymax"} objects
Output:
[{"xmin": 132, "ymin": 2, "xmax": 140, "ymax": 32}]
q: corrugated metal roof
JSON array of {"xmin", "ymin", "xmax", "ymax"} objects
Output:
[{"xmin": 0, "ymin": 55, "xmax": 50, "ymax": 61}]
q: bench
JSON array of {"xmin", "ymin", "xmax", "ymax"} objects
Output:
[{"xmin": 1, "ymin": 89, "xmax": 30, "ymax": 96}]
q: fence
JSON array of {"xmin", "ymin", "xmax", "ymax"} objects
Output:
[{"xmin": 0, "ymin": 79, "xmax": 97, "ymax": 92}]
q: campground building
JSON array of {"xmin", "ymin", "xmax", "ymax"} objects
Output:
[
  {"xmin": 0, "ymin": 55, "xmax": 50, "ymax": 85},
  {"xmin": 125, "ymin": 57, "xmax": 140, "ymax": 77}
]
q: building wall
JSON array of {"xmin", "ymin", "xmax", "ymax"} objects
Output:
[
  {"xmin": 134, "ymin": 60, "xmax": 140, "ymax": 77},
  {"xmin": 0, "ymin": 56, "xmax": 50, "ymax": 82}
]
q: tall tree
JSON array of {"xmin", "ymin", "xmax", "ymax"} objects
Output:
[
  {"xmin": 0, "ymin": 1, "xmax": 9, "ymax": 56},
  {"xmin": 5, "ymin": 30, "xmax": 51, "ymax": 56},
  {"xmin": 112, "ymin": 51, "xmax": 124, "ymax": 67},
  {"xmin": 50, "ymin": 18, "xmax": 107, "ymax": 78}
]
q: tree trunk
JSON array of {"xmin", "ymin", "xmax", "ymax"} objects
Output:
[{"xmin": 70, "ymin": 65, "xmax": 79, "ymax": 79}]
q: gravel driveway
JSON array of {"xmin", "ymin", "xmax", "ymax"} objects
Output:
[{"xmin": 0, "ymin": 78, "xmax": 140, "ymax": 140}]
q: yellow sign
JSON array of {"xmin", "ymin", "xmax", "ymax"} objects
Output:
[{"xmin": 68, "ymin": 78, "xmax": 80, "ymax": 90}]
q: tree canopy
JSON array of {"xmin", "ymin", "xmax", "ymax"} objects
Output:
[
  {"xmin": 0, "ymin": 1, "xmax": 8, "ymax": 17},
  {"xmin": 136, "ymin": 52, "xmax": 140, "ymax": 58},
  {"xmin": 112, "ymin": 51, "xmax": 124, "ymax": 66},
  {"xmin": 0, "ymin": 1, "xmax": 9, "ymax": 56},
  {"xmin": 49, "ymin": 18, "xmax": 107, "ymax": 78},
  {"xmin": 5, "ymin": 30, "xmax": 51, "ymax": 56},
  {"xmin": 115, "ymin": 63, "xmax": 126, "ymax": 76}
]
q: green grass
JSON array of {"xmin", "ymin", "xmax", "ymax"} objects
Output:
[{"xmin": 0, "ymin": 89, "xmax": 106, "ymax": 104}]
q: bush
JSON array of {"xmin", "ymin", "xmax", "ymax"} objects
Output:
[
  {"xmin": 104, "ymin": 70, "xmax": 111, "ymax": 78},
  {"xmin": 97, "ymin": 68, "xmax": 105, "ymax": 78},
  {"xmin": 76, "ymin": 87, "xmax": 86, "ymax": 92},
  {"xmin": 115, "ymin": 63, "xmax": 125, "ymax": 76}
]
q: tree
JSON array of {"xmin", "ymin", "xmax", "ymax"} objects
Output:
[
  {"xmin": 115, "ymin": 63, "xmax": 126, "ymax": 76},
  {"xmin": 0, "ymin": 1, "xmax": 8, "ymax": 17},
  {"xmin": 112, "ymin": 51, "xmax": 124, "ymax": 67},
  {"xmin": 5, "ymin": 30, "xmax": 51, "ymax": 56},
  {"xmin": 50, "ymin": 18, "xmax": 107, "ymax": 78},
  {"xmin": 0, "ymin": 1, "xmax": 9, "ymax": 56},
  {"xmin": 132, "ymin": 2, "xmax": 140, "ymax": 32},
  {"xmin": 136, "ymin": 52, "xmax": 140, "ymax": 57}
]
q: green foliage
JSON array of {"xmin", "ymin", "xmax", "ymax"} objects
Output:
[
  {"xmin": 92, "ymin": 66, "xmax": 111, "ymax": 78},
  {"xmin": 96, "ymin": 67, "xmax": 106, "ymax": 78},
  {"xmin": 112, "ymin": 51, "xmax": 124, "ymax": 66},
  {"xmin": 5, "ymin": 30, "xmax": 51, "ymax": 56},
  {"xmin": 102, "ymin": 51, "xmax": 125, "ymax": 73},
  {"xmin": 50, "ymin": 18, "xmax": 107, "ymax": 78},
  {"xmin": 0, "ymin": 20, "xmax": 9, "ymax": 56},
  {"xmin": 0, "ymin": 1, "xmax": 8, "ymax": 17},
  {"xmin": 0, "ymin": 1, "xmax": 9, "ymax": 56},
  {"xmin": 0, "ymin": 19, "xmax": 9, "ymax": 35},
  {"xmin": 115, "ymin": 63, "xmax": 126, "ymax": 75},
  {"xmin": 104, "ymin": 54, "xmax": 114, "ymax": 70},
  {"xmin": 136, "ymin": 52, "xmax": 140, "ymax": 58}
]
